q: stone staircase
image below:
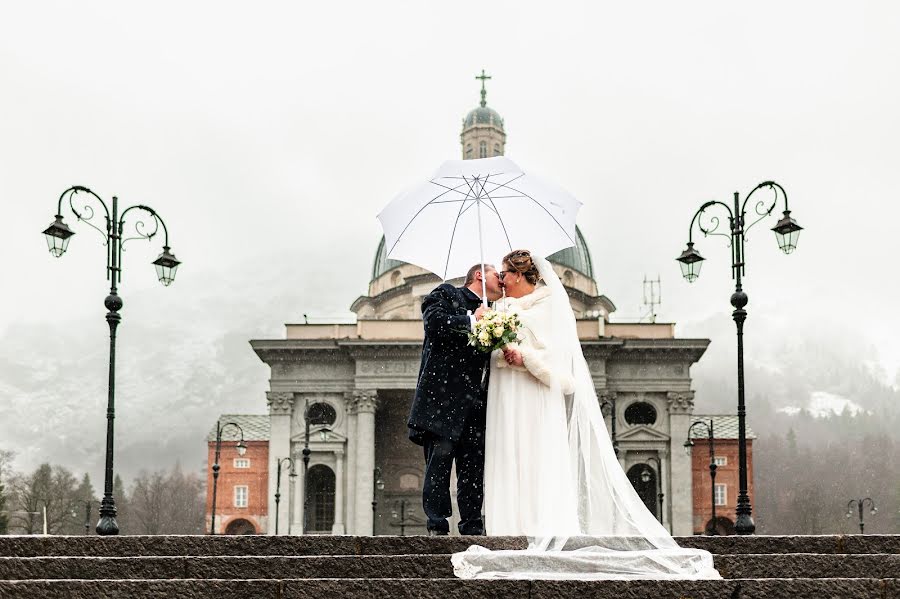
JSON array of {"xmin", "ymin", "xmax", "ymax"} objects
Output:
[{"xmin": 0, "ymin": 535, "xmax": 897, "ymax": 598}]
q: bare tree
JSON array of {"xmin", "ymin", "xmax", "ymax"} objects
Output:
[
  {"xmin": 9, "ymin": 463, "xmax": 81, "ymax": 534},
  {"xmin": 129, "ymin": 463, "xmax": 205, "ymax": 534}
]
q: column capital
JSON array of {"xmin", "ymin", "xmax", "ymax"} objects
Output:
[
  {"xmin": 353, "ymin": 389, "xmax": 379, "ymax": 414},
  {"xmin": 598, "ymin": 390, "xmax": 617, "ymax": 403},
  {"xmin": 666, "ymin": 391, "xmax": 695, "ymax": 415},
  {"xmin": 267, "ymin": 391, "xmax": 294, "ymax": 416}
]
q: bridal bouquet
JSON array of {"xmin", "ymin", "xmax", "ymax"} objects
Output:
[{"xmin": 467, "ymin": 309, "xmax": 521, "ymax": 353}]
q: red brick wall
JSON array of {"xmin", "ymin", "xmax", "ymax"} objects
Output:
[
  {"xmin": 205, "ymin": 440, "xmax": 268, "ymax": 534},
  {"xmin": 691, "ymin": 438, "xmax": 754, "ymax": 534}
]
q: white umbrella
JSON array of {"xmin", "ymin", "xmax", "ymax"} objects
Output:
[{"xmin": 378, "ymin": 156, "xmax": 582, "ymax": 305}]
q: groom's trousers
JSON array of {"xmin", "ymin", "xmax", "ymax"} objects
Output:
[{"xmin": 421, "ymin": 406, "xmax": 485, "ymax": 535}]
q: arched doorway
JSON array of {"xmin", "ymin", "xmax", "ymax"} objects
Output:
[
  {"xmin": 626, "ymin": 464, "xmax": 658, "ymax": 519},
  {"xmin": 705, "ymin": 516, "xmax": 734, "ymax": 536},
  {"xmin": 306, "ymin": 464, "xmax": 336, "ymax": 533},
  {"xmin": 224, "ymin": 518, "xmax": 257, "ymax": 535}
]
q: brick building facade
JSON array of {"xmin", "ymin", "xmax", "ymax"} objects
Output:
[
  {"xmin": 689, "ymin": 415, "xmax": 756, "ymax": 535},
  {"xmin": 205, "ymin": 416, "xmax": 270, "ymax": 535}
]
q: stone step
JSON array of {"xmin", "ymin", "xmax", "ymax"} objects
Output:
[
  {"xmin": 0, "ymin": 577, "xmax": 896, "ymax": 599},
  {"xmin": 1, "ymin": 534, "xmax": 897, "ymax": 558},
  {"xmin": 0, "ymin": 553, "xmax": 897, "ymax": 580}
]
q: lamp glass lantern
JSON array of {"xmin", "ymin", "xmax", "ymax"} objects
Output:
[
  {"xmin": 152, "ymin": 246, "xmax": 181, "ymax": 286},
  {"xmin": 640, "ymin": 467, "xmax": 652, "ymax": 483},
  {"xmin": 676, "ymin": 242, "xmax": 705, "ymax": 283},
  {"xmin": 683, "ymin": 439, "xmax": 694, "ymax": 456},
  {"xmin": 236, "ymin": 440, "xmax": 247, "ymax": 456},
  {"xmin": 42, "ymin": 215, "xmax": 75, "ymax": 257},
  {"xmin": 771, "ymin": 211, "xmax": 803, "ymax": 254}
]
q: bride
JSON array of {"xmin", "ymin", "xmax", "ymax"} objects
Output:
[{"xmin": 452, "ymin": 249, "xmax": 721, "ymax": 580}]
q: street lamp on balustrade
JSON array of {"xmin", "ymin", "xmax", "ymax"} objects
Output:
[
  {"xmin": 390, "ymin": 499, "xmax": 419, "ymax": 536},
  {"xmin": 846, "ymin": 498, "xmax": 877, "ymax": 534},
  {"xmin": 275, "ymin": 457, "xmax": 297, "ymax": 535},
  {"xmin": 684, "ymin": 419, "xmax": 717, "ymax": 535},
  {"xmin": 43, "ymin": 186, "xmax": 181, "ymax": 535},
  {"xmin": 676, "ymin": 181, "xmax": 802, "ymax": 535},
  {"xmin": 210, "ymin": 421, "xmax": 247, "ymax": 535},
  {"xmin": 641, "ymin": 456, "xmax": 666, "ymax": 531}
]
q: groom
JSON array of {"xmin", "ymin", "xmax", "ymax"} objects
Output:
[{"xmin": 408, "ymin": 263, "xmax": 504, "ymax": 536}]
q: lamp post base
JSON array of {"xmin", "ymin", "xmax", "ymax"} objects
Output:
[
  {"xmin": 735, "ymin": 497, "xmax": 755, "ymax": 535},
  {"xmin": 96, "ymin": 496, "xmax": 119, "ymax": 536}
]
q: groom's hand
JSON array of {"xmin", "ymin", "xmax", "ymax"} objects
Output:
[{"xmin": 474, "ymin": 305, "xmax": 488, "ymax": 321}]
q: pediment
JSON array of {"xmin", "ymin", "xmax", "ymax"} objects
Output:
[
  {"xmin": 616, "ymin": 425, "xmax": 670, "ymax": 442},
  {"xmin": 291, "ymin": 429, "xmax": 348, "ymax": 445}
]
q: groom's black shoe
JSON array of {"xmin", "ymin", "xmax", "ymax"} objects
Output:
[{"xmin": 427, "ymin": 529, "xmax": 449, "ymax": 537}]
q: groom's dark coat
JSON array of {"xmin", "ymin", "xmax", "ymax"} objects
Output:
[{"xmin": 408, "ymin": 283, "xmax": 490, "ymax": 445}]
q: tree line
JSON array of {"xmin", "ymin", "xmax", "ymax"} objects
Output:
[{"xmin": 0, "ymin": 451, "xmax": 205, "ymax": 535}]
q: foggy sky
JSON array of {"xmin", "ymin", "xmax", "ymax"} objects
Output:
[{"xmin": 2, "ymin": 1, "xmax": 898, "ymax": 480}]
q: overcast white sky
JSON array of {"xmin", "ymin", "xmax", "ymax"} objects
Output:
[{"xmin": 2, "ymin": 1, "xmax": 898, "ymax": 477}]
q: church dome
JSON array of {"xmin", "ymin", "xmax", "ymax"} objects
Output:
[
  {"xmin": 463, "ymin": 106, "xmax": 505, "ymax": 131},
  {"xmin": 371, "ymin": 226, "xmax": 594, "ymax": 281}
]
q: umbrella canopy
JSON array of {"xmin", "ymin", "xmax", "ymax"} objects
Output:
[{"xmin": 378, "ymin": 156, "xmax": 582, "ymax": 282}]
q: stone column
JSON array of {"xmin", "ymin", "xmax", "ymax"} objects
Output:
[
  {"xmin": 344, "ymin": 392, "xmax": 358, "ymax": 534},
  {"xmin": 353, "ymin": 389, "xmax": 378, "ymax": 535},
  {"xmin": 667, "ymin": 391, "xmax": 695, "ymax": 536},
  {"xmin": 332, "ymin": 449, "xmax": 345, "ymax": 534},
  {"xmin": 266, "ymin": 391, "xmax": 294, "ymax": 535}
]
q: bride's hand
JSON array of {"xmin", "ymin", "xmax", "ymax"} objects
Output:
[{"xmin": 503, "ymin": 347, "xmax": 524, "ymax": 367}]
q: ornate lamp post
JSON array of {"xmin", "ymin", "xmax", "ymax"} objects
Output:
[
  {"xmin": 372, "ymin": 466, "xmax": 385, "ymax": 534},
  {"xmin": 600, "ymin": 394, "xmax": 619, "ymax": 458},
  {"xmin": 301, "ymin": 397, "xmax": 332, "ymax": 534},
  {"xmin": 42, "ymin": 186, "xmax": 180, "ymax": 535},
  {"xmin": 83, "ymin": 501, "xmax": 93, "ymax": 535},
  {"xmin": 685, "ymin": 419, "xmax": 717, "ymax": 535},
  {"xmin": 641, "ymin": 457, "xmax": 665, "ymax": 531},
  {"xmin": 390, "ymin": 499, "xmax": 418, "ymax": 536},
  {"xmin": 274, "ymin": 457, "xmax": 297, "ymax": 535},
  {"xmin": 209, "ymin": 421, "xmax": 247, "ymax": 535},
  {"xmin": 846, "ymin": 498, "xmax": 877, "ymax": 534},
  {"xmin": 676, "ymin": 181, "xmax": 801, "ymax": 535}
]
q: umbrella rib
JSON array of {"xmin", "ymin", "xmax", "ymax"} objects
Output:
[
  {"xmin": 479, "ymin": 177, "xmax": 513, "ymax": 253},
  {"xmin": 441, "ymin": 184, "xmax": 476, "ymax": 281},
  {"xmin": 489, "ymin": 180, "xmax": 576, "ymax": 246},
  {"xmin": 385, "ymin": 181, "xmax": 472, "ymax": 255}
]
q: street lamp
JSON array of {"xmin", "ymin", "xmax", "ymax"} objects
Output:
[
  {"xmin": 83, "ymin": 501, "xmax": 94, "ymax": 535},
  {"xmin": 676, "ymin": 181, "xmax": 801, "ymax": 535},
  {"xmin": 685, "ymin": 419, "xmax": 717, "ymax": 535},
  {"xmin": 846, "ymin": 498, "xmax": 877, "ymax": 534},
  {"xmin": 210, "ymin": 421, "xmax": 247, "ymax": 535},
  {"xmin": 372, "ymin": 466, "xmax": 385, "ymax": 534},
  {"xmin": 641, "ymin": 456, "xmax": 666, "ymax": 531},
  {"xmin": 274, "ymin": 457, "xmax": 297, "ymax": 535},
  {"xmin": 43, "ymin": 186, "xmax": 180, "ymax": 535},
  {"xmin": 390, "ymin": 499, "xmax": 418, "ymax": 536},
  {"xmin": 600, "ymin": 395, "xmax": 619, "ymax": 458}
]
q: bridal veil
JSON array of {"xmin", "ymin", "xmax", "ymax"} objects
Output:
[{"xmin": 451, "ymin": 255, "xmax": 721, "ymax": 580}]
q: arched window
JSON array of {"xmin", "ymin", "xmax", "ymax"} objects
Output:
[
  {"xmin": 390, "ymin": 270, "xmax": 402, "ymax": 287},
  {"xmin": 306, "ymin": 465, "xmax": 336, "ymax": 533},
  {"xmin": 563, "ymin": 270, "xmax": 574, "ymax": 286},
  {"xmin": 465, "ymin": 144, "xmax": 473, "ymax": 158},
  {"xmin": 624, "ymin": 402, "xmax": 657, "ymax": 425},
  {"xmin": 493, "ymin": 143, "xmax": 501, "ymax": 156},
  {"xmin": 479, "ymin": 141, "xmax": 488, "ymax": 158},
  {"xmin": 399, "ymin": 473, "xmax": 420, "ymax": 490}
]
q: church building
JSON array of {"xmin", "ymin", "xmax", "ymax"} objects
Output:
[{"xmin": 208, "ymin": 75, "xmax": 723, "ymax": 537}]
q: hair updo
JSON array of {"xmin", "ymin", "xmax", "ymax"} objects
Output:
[{"xmin": 502, "ymin": 249, "xmax": 542, "ymax": 285}]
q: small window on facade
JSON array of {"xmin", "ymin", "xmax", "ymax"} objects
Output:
[
  {"xmin": 493, "ymin": 144, "xmax": 501, "ymax": 156},
  {"xmin": 563, "ymin": 270, "xmax": 574, "ymax": 286},
  {"xmin": 713, "ymin": 456, "xmax": 727, "ymax": 466},
  {"xmin": 714, "ymin": 484, "xmax": 727, "ymax": 506},
  {"xmin": 234, "ymin": 485, "xmax": 248, "ymax": 508},
  {"xmin": 234, "ymin": 458, "xmax": 250, "ymax": 469},
  {"xmin": 624, "ymin": 402, "xmax": 657, "ymax": 425},
  {"xmin": 479, "ymin": 141, "xmax": 487, "ymax": 158},
  {"xmin": 466, "ymin": 145, "xmax": 473, "ymax": 158}
]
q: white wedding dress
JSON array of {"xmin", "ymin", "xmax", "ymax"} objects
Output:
[{"xmin": 451, "ymin": 256, "xmax": 721, "ymax": 580}]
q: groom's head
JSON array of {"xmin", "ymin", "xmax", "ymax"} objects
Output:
[{"xmin": 465, "ymin": 263, "xmax": 503, "ymax": 302}]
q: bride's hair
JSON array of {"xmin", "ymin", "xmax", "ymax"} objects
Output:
[{"xmin": 502, "ymin": 249, "xmax": 542, "ymax": 285}]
